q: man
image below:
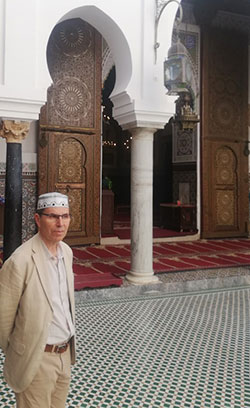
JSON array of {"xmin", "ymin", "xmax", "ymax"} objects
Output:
[{"xmin": 0, "ymin": 192, "xmax": 75, "ymax": 408}]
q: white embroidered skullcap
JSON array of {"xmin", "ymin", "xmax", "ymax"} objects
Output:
[{"xmin": 37, "ymin": 192, "xmax": 69, "ymax": 210}]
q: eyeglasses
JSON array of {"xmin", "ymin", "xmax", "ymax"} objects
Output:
[{"xmin": 40, "ymin": 213, "xmax": 72, "ymax": 221}]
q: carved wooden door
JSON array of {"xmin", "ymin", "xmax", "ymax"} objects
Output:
[
  {"xmin": 201, "ymin": 28, "xmax": 248, "ymax": 238},
  {"xmin": 38, "ymin": 19, "xmax": 101, "ymax": 245},
  {"xmin": 39, "ymin": 131, "xmax": 100, "ymax": 245}
]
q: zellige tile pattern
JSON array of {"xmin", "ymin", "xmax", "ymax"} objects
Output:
[{"xmin": 0, "ymin": 287, "xmax": 250, "ymax": 407}]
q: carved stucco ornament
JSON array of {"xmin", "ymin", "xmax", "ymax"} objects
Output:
[{"xmin": 0, "ymin": 120, "xmax": 30, "ymax": 143}]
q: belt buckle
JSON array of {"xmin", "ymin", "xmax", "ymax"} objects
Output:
[{"xmin": 56, "ymin": 343, "xmax": 67, "ymax": 353}]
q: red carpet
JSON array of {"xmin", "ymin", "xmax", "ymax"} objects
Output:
[
  {"xmin": 72, "ymin": 238, "xmax": 250, "ymax": 290},
  {"xmin": 1, "ymin": 238, "xmax": 250, "ymax": 290},
  {"xmin": 102, "ymin": 214, "xmax": 197, "ymax": 240},
  {"xmin": 113, "ymin": 225, "xmax": 197, "ymax": 240}
]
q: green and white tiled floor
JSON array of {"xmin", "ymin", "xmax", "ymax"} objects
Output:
[{"xmin": 1, "ymin": 286, "xmax": 250, "ymax": 407}]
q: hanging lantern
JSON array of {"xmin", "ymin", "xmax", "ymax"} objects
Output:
[
  {"xmin": 164, "ymin": 38, "xmax": 199, "ymax": 130},
  {"xmin": 164, "ymin": 38, "xmax": 193, "ymax": 95}
]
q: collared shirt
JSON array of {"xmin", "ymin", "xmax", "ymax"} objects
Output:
[{"xmin": 41, "ymin": 240, "xmax": 75, "ymax": 344}]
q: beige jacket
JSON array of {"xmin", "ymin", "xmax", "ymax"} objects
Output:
[{"xmin": 0, "ymin": 233, "xmax": 75, "ymax": 393}]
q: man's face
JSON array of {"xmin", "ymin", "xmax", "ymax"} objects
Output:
[{"xmin": 34, "ymin": 207, "xmax": 71, "ymax": 247}]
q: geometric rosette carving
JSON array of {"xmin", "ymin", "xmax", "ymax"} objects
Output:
[
  {"xmin": 45, "ymin": 18, "xmax": 96, "ymax": 129},
  {"xmin": 216, "ymin": 190, "xmax": 235, "ymax": 226},
  {"xmin": 58, "ymin": 139, "xmax": 85, "ymax": 183},
  {"xmin": 177, "ymin": 130, "xmax": 193, "ymax": 156},
  {"xmin": 52, "ymin": 78, "xmax": 92, "ymax": 123},
  {"xmin": 215, "ymin": 147, "xmax": 235, "ymax": 185},
  {"xmin": 53, "ymin": 19, "xmax": 92, "ymax": 58}
]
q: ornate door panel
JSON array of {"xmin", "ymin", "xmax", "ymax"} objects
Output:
[
  {"xmin": 201, "ymin": 28, "xmax": 248, "ymax": 238},
  {"xmin": 38, "ymin": 19, "xmax": 101, "ymax": 245},
  {"xmin": 39, "ymin": 132, "xmax": 100, "ymax": 245}
]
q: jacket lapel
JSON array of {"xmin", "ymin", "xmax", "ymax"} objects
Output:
[
  {"xmin": 31, "ymin": 234, "xmax": 53, "ymax": 311},
  {"xmin": 62, "ymin": 247, "xmax": 75, "ymax": 322},
  {"xmin": 31, "ymin": 234, "xmax": 74, "ymax": 318}
]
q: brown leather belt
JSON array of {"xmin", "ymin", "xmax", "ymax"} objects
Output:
[{"xmin": 44, "ymin": 342, "xmax": 69, "ymax": 353}]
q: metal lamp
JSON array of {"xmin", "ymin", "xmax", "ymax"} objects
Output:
[{"xmin": 164, "ymin": 38, "xmax": 199, "ymax": 130}]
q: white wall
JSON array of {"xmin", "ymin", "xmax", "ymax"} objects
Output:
[
  {"xmin": 0, "ymin": 0, "xmax": 46, "ymax": 120},
  {"xmin": 0, "ymin": 0, "xmax": 179, "ymax": 129}
]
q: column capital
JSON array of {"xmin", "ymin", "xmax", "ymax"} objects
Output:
[{"xmin": 0, "ymin": 120, "xmax": 30, "ymax": 143}]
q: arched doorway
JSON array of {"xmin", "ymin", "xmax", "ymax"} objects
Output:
[
  {"xmin": 171, "ymin": 0, "xmax": 250, "ymax": 239},
  {"xmin": 38, "ymin": 18, "xmax": 102, "ymax": 245},
  {"xmin": 101, "ymin": 66, "xmax": 132, "ymax": 236}
]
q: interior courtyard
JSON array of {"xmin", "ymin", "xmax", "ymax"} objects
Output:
[{"xmin": 1, "ymin": 0, "xmax": 250, "ymax": 406}]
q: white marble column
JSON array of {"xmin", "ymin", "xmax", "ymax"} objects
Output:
[{"xmin": 126, "ymin": 127, "xmax": 159, "ymax": 285}]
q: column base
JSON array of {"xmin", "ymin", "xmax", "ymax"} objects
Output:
[{"xmin": 125, "ymin": 271, "xmax": 159, "ymax": 285}]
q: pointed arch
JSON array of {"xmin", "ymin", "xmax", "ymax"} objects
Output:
[{"xmin": 51, "ymin": 6, "xmax": 132, "ymax": 97}]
